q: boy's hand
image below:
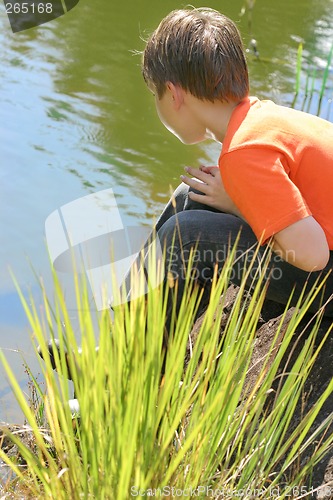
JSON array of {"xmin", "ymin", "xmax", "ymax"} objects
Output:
[{"xmin": 180, "ymin": 165, "xmax": 245, "ymax": 219}]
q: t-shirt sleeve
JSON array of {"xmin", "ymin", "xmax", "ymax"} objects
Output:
[{"xmin": 219, "ymin": 147, "xmax": 312, "ymax": 244}]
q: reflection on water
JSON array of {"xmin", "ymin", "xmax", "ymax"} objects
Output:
[{"xmin": 0, "ymin": 0, "xmax": 333, "ymax": 421}]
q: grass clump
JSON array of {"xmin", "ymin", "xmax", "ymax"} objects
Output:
[
  {"xmin": 0, "ymin": 247, "xmax": 333, "ymax": 499},
  {"xmin": 292, "ymin": 41, "xmax": 333, "ymax": 117}
]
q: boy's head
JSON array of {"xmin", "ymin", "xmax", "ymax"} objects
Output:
[{"xmin": 142, "ymin": 8, "xmax": 249, "ymax": 103}]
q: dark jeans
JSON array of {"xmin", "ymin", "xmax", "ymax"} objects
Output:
[{"xmin": 123, "ymin": 183, "xmax": 333, "ymax": 332}]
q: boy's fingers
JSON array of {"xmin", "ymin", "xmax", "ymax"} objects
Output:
[
  {"xmin": 184, "ymin": 166, "xmax": 211, "ymax": 182},
  {"xmin": 180, "ymin": 174, "xmax": 207, "ymax": 192},
  {"xmin": 200, "ymin": 165, "xmax": 219, "ymax": 175}
]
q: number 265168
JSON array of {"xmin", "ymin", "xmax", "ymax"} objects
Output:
[{"xmin": 5, "ymin": 3, "xmax": 53, "ymax": 14}]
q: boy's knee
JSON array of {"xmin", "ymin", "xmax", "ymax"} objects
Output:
[{"xmin": 173, "ymin": 181, "xmax": 190, "ymax": 198}]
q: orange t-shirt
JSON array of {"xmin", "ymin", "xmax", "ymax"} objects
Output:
[{"xmin": 219, "ymin": 97, "xmax": 333, "ymax": 248}]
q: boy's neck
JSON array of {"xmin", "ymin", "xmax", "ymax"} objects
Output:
[{"xmin": 191, "ymin": 96, "xmax": 241, "ymax": 143}]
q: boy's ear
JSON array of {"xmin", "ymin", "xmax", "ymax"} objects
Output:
[{"xmin": 166, "ymin": 82, "xmax": 184, "ymax": 110}]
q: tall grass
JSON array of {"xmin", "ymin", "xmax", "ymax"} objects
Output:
[
  {"xmin": 0, "ymin": 245, "xmax": 333, "ymax": 498},
  {"xmin": 240, "ymin": 0, "xmax": 256, "ymax": 36},
  {"xmin": 293, "ymin": 41, "xmax": 333, "ymax": 116}
]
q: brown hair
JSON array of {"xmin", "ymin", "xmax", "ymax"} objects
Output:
[{"xmin": 142, "ymin": 8, "xmax": 249, "ymax": 103}]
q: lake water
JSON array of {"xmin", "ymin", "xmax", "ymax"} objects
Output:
[{"xmin": 1, "ymin": 0, "xmax": 333, "ymax": 422}]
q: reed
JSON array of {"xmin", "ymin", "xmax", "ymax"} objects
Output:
[
  {"xmin": 292, "ymin": 41, "xmax": 333, "ymax": 116},
  {"xmin": 0, "ymin": 246, "xmax": 332, "ymax": 498}
]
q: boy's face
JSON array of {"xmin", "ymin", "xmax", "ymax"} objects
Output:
[{"xmin": 148, "ymin": 82, "xmax": 206, "ymax": 145}]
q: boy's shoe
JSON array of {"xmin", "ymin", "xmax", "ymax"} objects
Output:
[
  {"xmin": 37, "ymin": 340, "xmax": 99, "ymax": 380},
  {"xmin": 68, "ymin": 398, "xmax": 80, "ymax": 417},
  {"xmin": 37, "ymin": 339, "xmax": 79, "ymax": 380},
  {"xmin": 37, "ymin": 340, "xmax": 82, "ymax": 418}
]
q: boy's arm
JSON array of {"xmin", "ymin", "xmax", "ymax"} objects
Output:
[
  {"xmin": 181, "ymin": 165, "xmax": 330, "ymax": 272},
  {"xmin": 271, "ymin": 217, "xmax": 330, "ymax": 271}
]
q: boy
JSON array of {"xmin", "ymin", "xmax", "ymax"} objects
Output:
[
  {"xmin": 140, "ymin": 7, "xmax": 333, "ymax": 323},
  {"xmin": 40, "ymin": 7, "xmax": 333, "ymax": 375}
]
